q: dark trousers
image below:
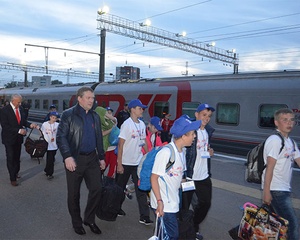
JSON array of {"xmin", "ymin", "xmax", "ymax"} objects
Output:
[
  {"xmin": 44, "ymin": 149, "xmax": 57, "ymax": 176},
  {"xmin": 182, "ymin": 177, "xmax": 212, "ymax": 231},
  {"xmin": 65, "ymin": 152, "xmax": 102, "ymax": 228},
  {"xmin": 116, "ymin": 165, "xmax": 150, "ymax": 218},
  {"xmin": 5, "ymin": 143, "xmax": 22, "ymax": 181}
]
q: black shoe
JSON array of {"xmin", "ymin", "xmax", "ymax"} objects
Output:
[
  {"xmin": 74, "ymin": 226, "xmax": 86, "ymax": 235},
  {"xmin": 47, "ymin": 175, "xmax": 54, "ymax": 180},
  {"xmin": 139, "ymin": 216, "xmax": 153, "ymax": 226},
  {"xmin": 11, "ymin": 181, "xmax": 18, "ymax": 186},
  {"xmin": 118, "ymin": 209, "xmax": 126, "ymax": 216},
  {"xmin": 83, "ymin": 222, "xmax": 102, "ymax": 234},
  {"xmin": 125, "ymin": 191, "xmax": 133, "ymax": 200}
]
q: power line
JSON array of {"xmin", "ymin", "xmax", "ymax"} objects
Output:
[
  {"xmin": 136, "ymin": 0, "xmax": 212, "ymax": 21},
  {"xmin": 189, "ymin": 12, "xmax": 300, "ymax": 35}
]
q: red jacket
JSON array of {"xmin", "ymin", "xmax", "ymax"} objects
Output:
[{"xmin": 142, "ymin": 128, "xmax": 164, "ymax": 155}]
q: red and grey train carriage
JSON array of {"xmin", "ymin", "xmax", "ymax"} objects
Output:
[{"xmin": 1, "ymin": 70, "xmax": 299, "ymax": 156}]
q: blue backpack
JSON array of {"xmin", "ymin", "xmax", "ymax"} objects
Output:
[{"xmin": 138, "ymin": 144, "xmax": 175, "ymax": 191}]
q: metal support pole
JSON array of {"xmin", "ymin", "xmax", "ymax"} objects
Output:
[
  {"xmin": 99, "ymin": 29, "xmax": 106, "ymax": 82},
  {"xmin": 44, "ymin": 47, "xmax": 49, "ymax": 74},
  {"xmin": 233, "ymin": 53, "xmax": 238, "ymax": 74},
  {"xmin": 24, "ymin": 69, "xmax": 28, "ymax": 87}
]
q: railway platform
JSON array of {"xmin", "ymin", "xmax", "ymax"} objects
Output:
[{"xmin": 0, "ymin": 131, "xmax": 299, "ymax": 239}]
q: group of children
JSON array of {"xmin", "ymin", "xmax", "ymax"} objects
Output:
[{"xmin": 100, "ymin": 99, "xmax": 215, "ymax": 240}]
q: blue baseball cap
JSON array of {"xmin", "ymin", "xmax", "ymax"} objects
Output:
[
  {"xmin": 196, "ymin": 103, "xmax": 215, "ymax": 112},
  {"xmin": 170, "ymin": 116, "xmax": 201, "ymax": 138},
  {"xmin": 150, "ymin": 116, "xmax": 163, "ymax": 131},
  {"xmin": 49, "ymin": 104, "xmax": 56, "ymax": 109},
  {"xmin": 49, "ymin": 111, "xmax": 60, "ymax": 118},
  {"xmin": 128, "ymin": 99, "xmax": 148, "ymax": 109},
  {"xmin": 106, "ymin": 107, "xmax": 113, "ymax": 112}
]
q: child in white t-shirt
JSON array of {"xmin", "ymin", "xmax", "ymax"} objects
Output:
[
  {"xmin": 41, "ymin": 111, "xmax": 59, "ymax": 180},
  {"xmin": 150, "ymin": 116, "xmax": 201, "ymax": 240}
]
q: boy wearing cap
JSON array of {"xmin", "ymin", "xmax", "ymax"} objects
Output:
[
  {"xmin": 182, "ymin": 103, "xmax": 215, "ymax": 240},
  {"xmin": 150, "ymin": 116, "xmax": 201, "ymax": 240},
  {"xmin": 142, "ymin": 116, "xmax": 164, "ymax": 155},
  {"xmin": 41, "ymin": 111, "xmax": 60, "ymax": 180},
  {"xmin": 43, "ymin": 105, "xmax": 57, "ymax": 122},
  {"xmin": 116, "ymin": 99, "xmax": 153, "ymax": 225},
  {"xmin": 160, "ymin": 113, "xmax": 174, "ymax": 143},
  {"xmin": 106, "ymin": 107, "xmax": 114, "ymax": 115}
]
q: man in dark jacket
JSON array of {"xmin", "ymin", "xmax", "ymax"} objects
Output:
[
  {"xmin": 57, "ymin": 87, "xmax": 105, "ymax": 236},
  {"xmin": 116, "ymin": 103, "xmax": 130, "ymax": 128},
  {"xmin": 1, "ymin": 94, "xmax": 37, "ymax": 186}
]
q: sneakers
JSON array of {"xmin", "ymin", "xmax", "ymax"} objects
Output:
[
  {"xmin": 139, "ymin": 217, "xmax": 153, "ymax": 226},
  {"xmin": 118, "ymin": 209, "xmax": 126, "ymax": 217},
  {"xmin": 46, "ymin": 175, "xmax": 54, "ymax": 180},
  {"xmin": 196, "ymin": 232, "xmax": 203, "ymax": 240},
  {"xmin": 125, "ymin": 191, "xmax": 133, "ymax": 200}
]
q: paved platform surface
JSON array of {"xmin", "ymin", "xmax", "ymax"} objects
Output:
[{"xmin": 0, "ymin": 130, "xmax": 299, "ymax": 239}]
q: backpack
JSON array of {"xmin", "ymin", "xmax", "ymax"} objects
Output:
[
  {"xmin": 245, "ymin": 132, "xmax": 287, "ymax": 184},
  {"xmin": 138, "ymin": 144, "xmax": 175, "ymax": 191}
]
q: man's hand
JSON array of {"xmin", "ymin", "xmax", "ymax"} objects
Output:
[
  {"xmin": 19, "ymin": 128, "xmax": 27, "ymax": 135},
  {"xmin": 65, "ymin": 157, "xmax": 77, "ymax": 172},
  {"xmin": 99, "ymin": 159, "xmax": 106, "ymax": 170}
]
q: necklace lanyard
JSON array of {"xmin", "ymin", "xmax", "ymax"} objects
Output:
[
  {"xmin": 50, "ymin": 123, "xmax": 55, "ymax": 135},
  {"xmin": 132, "ymin": 118, "xmax": 142, "ymax": 140},
  {"xmin": 199, "ymin": 129, "xmax": 208, "ymax": 151}
]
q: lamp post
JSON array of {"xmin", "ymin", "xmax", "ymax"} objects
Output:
[
  {"xmin": 99, "ymin": 29, "xmax": 106, "ymax": 83},
  {"xmin": 97, "ymin": 6, "xmax": 109, "ymax": 83}
]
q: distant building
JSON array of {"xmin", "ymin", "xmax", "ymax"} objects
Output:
[
  {"xmin": 116, "ymin": 66, "xmax": 140, "ymax": 81},
  {"xmin": 32, "ymin": 75, "xmax": 52, "ymax": 87}
]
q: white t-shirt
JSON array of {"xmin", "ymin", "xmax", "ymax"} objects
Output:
[
  {"xmin": 41, "ymin": 121, "xmax": 59, "ymax": 150},
  {"xmin": 150, "ymin": 142, "xmax": 186, "ymax": 213},
  {"xmin": 262, "ymin": 134, "xmax": 300, "ymax": 191},
  {"xmin": 191, "ymin": 128, "xmax": 209, "ymax": 180},
  {"xmin": 119, "ymin": 118, "xmax": 146, "ymax": 166}
]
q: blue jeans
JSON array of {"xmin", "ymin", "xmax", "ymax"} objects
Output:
[
  {"xmin": 271, "ymin": 191, "xmax": 299, "ymax": 240},
  {"xmin": 157, "ymin": 212, "xmax": 178, "ymax": 240}
]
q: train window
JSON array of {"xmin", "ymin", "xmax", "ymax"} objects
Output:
[
  {"xmin": 27, "ymin": 99, "xmax": 32, "ymax": 108},
  {"xmin": 182, "ymin": 102, "xmax": 199, "ymax": 118},
  {"xmin": 154, "ymin": 102, "xmax": 169, "ymax": 118},
  {"xmin": 63, "ymin": 99, "xmax": 69, "ymax": 110},
  {"xmin": 216, "ymin": 103, "xmax": 239, "ymax": 125},
  {"xmin": 34, "ymin": 99, "xmax": 40, "ymax": 109},
  {"xmin": 43, "ymin": 99, "xmax": 49, "ymax": 110},
  {"xmin": 259, "ymin": 104, "xmax": 287, "ymax": 128},
  {"xmin": 52, "ymin": 100, "xmax": 59, "ymax": 110}
]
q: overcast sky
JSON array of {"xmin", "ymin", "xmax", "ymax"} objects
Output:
[{"xmin": 0, "ymin": 0, "xmax": 299, "ymax": 85}]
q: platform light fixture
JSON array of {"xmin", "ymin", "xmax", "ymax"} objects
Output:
[
  {"xmin": 139, "ymin": 19, "xmax": 151, "ymax": 27},
  {"xmin": 97, "ymin": 5, "xmax": 109, "ymax": 15},
  {"xmin": 206, "ymin": 42, "xmax": 216, "ymax": 47},
  {"xmin": 175, "ymin": 31, "xmax": 187, "ymax": 37},
  {"xmin": 227, "ymin": 49, "xmax": 236, "ymax": 53}
]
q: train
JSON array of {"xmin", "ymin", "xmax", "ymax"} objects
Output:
[{"xmin": 1, "ymin": 70, "xmax": 299, "ymax": 156}]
